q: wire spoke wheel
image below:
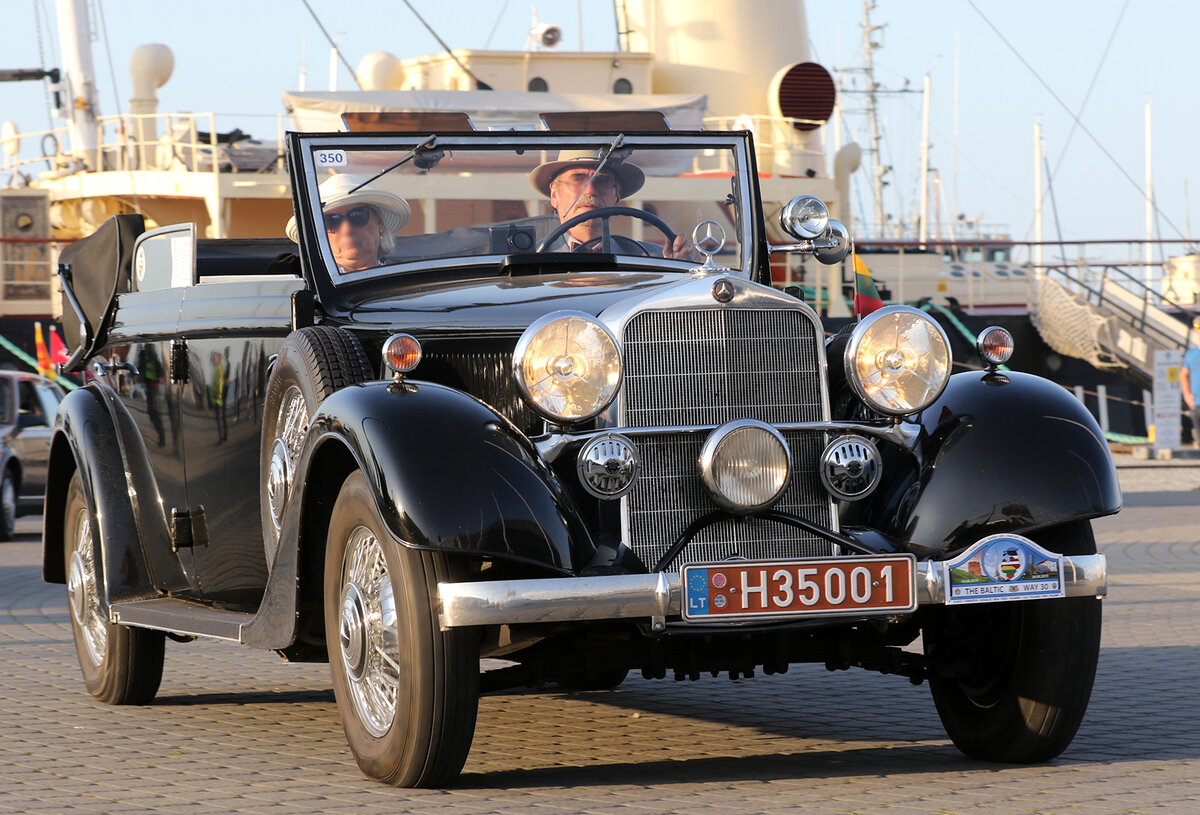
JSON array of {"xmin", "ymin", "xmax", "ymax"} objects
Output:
[
  {"xmin": 67, "ymin": 505, "xmax": 107, "ymax": 666},
  {"xmin": 63, "ymin": 471, "xmax": 164, "ymax": 705},
  {"xmin": 324, "ymin": 471, "xmax": 479, "ymax": 788},
  {"xmin": 338, "ymin": 525, "xmax": 401, "ymax": 737}
]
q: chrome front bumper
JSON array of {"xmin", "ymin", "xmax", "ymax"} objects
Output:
[{"xmin": 438, "ymin": 554, "xmax": 1107, "ymax": 629}]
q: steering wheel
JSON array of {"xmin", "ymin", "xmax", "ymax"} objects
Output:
[{"xmin": 536, "ymin": 206, "xmax": 677, "ymax": 255}]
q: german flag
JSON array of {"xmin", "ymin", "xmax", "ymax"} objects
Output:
[{"xmin": 852, "ymin": 252, "xmax": 884, "ymax": 318}]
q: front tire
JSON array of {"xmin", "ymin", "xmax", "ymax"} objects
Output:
[
  {"xmin": 924, "ymin": 521, "xmax": 1101, "ymax": 763},
  {"xmin": 324, "ymin": 471, "xmax": 479, "ymax": 788},
  {"xmin": 64, "ymin": 471, "xmax": 165, "ymax": 705}
]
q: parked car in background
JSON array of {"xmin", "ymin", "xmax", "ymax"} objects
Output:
[
  {"xmin": 0, "ymin": 370, "xmax": 64, "ymax": 538},
  {"xmin": 45, "ymin": 123, "xmax": 1117, "ymax": 788}
]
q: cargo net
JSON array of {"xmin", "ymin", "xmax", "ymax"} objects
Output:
[{"xmin": 1030, "ymin": 274, "xmax": 1122, "ymax": 368}]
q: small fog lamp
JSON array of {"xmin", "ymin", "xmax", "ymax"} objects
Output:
[{"xmin": 780, "ymin": 194, "xmax": 830, "ymax": 240}]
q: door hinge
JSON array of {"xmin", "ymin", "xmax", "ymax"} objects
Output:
[
  {"xmin": 171, "ymin": 506, "xmax": 209, "ymax": 551},
  {"xmin": 170, "ymin": 338, "xmax": 188, "ymax": 383}
]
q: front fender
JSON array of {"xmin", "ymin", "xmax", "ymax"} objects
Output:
[
  {"xmin": 306, "ymin": 380, "xmax": 593, "ymax": 574},
  {"xmin": 850, "ymin": 371, "xmax": 1122, "ymax": 556}
]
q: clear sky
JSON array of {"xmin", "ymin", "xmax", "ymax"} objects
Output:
[{"xmin": 2, "ymin": 0, "xmax": 1193, "ymax": 247}]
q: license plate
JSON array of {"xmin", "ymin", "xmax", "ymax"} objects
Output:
[{"xmin": 681, "ymin": 555, "xmax": 917, "ymax": 622}]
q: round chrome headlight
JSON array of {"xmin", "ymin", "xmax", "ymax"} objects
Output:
[
  {"xmin": 698, "ymin": 420, "xmax": 791, "ymax": 514},
  {"xmin": 780, "ymin": 194, "xmax": 830, "ymax": 239},
  {"xmin": 513, "ymin": 311, "xmax": 622, "ymax": 423},
  {"xmin": 846, "ymin": 305, "xmax": 951, "ymax": 416}
]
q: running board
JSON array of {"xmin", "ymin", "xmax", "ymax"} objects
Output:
[{"xmin": 111, "ymin": 598, "xmax": 254, "ymax": 643}]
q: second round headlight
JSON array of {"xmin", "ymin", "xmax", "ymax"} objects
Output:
[
  {"xmin": 846, "ymin": 305, "xmax": 951, "ymax": 416},
  {"xmin": 513, "ymin": 311, "xmax": 622, "ymax": 423}
]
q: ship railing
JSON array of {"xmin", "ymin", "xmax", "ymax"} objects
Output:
[
  {"xmin": 701, "ymin": 114, "xmax": 825, "ymax": 177},
  {"xmin": 1035, "ymin": 239, "xmax": 1197, "ymax": 354},
  {"xmin": 842, "ymin": 238, "xmax": 1037, "ymax": 312},
  {"xmin": 0, "ymin": 113, "xmax": 287, "ymax": 180}
]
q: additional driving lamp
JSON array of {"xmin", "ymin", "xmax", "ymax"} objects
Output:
[{"xmin": 698, "ymin": 420, "xmax": 792, "ymax": 513}]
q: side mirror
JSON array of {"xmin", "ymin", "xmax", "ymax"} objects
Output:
[{"xmin": 814, "ymin": 220, "xmax": 850, "ymax": 265}]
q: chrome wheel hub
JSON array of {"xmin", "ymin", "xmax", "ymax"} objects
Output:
[
  {"xmin": 266, "ymin": 439, "xmax": 291, "ymax": 534},
  {"xmin": 66, "ymin": 509, "xmax": 106, "ymax": 667},
  {"xmin": 265, "ymin": 387, "xmax": 309, "ymax": 559},
  {"xmin": 338, "ymin": 525, "xmax": 400, "ymax": 738}
]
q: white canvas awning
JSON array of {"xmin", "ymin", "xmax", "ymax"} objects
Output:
[{"xmin": 282, "ymin": 89, "xmax": 708, "ymax": 133}]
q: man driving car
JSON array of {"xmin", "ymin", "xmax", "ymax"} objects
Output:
[{"xmin": 529, "ymin": 150, "xmax": 699, "ymax": 260}]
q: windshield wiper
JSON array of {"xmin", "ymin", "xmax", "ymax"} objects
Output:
[{"xmin": 346, "ymin": 135, "xmax": 440, "ymax": 194}]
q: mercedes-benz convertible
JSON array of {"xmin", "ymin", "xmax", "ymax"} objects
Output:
[{"xmin": 45, "ymin": 122, "xmax": 1118, "ymax": 787}]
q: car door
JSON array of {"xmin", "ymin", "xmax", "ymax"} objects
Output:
[
  {"xmin": 175, "ymin": 269, "xmax": 306, "ymax": 609},
  {"xmin": 100, "ymin": 224, "xmax": 194, "ymax": 596}
]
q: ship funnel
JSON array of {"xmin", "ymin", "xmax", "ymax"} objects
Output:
[{"xmin": 129, "ymin": 44, "xmax": 174, "ymax": 169}]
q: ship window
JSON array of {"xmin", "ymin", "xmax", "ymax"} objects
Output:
[
  {"xmin": 613, "ymin": 78, "xmax": 633, "ymax": 94},
  {"xmin": 528, "ymin": 77, "xmax": 548, "ymax": 92}
]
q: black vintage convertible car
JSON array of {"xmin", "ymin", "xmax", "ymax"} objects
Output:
[{"xmin": 45, "ymin": 124, "xmax": 1118, "ymax": 788}]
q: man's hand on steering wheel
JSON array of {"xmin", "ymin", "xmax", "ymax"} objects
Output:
[{"xmin": 537, "ymin": 206, "xmax": 696, "ymax": 259}]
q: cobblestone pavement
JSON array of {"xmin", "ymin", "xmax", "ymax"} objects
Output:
[{"xmin": 2, "ymin": 456, "xmax": 1197, "ymax": 814}]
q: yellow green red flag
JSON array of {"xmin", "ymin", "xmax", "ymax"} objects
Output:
[
  {"xmin": 34, "ymin": 321, "xmax": 52, "ymax": 376},
  {"xmin": 852, "ymin": 252, "xmax": 884, "ymax": 318}
]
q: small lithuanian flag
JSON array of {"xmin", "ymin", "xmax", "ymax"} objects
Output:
[{"xmin": 852, "ymin": 252, "xmax": 884, "ymax": 318}]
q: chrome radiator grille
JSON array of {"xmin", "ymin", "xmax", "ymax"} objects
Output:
[
  {"xmin": 618, "ymin": 308, "xmax": 835, "ymax": 570},
  {"xmin": 621, "ymin": 308, "xmax": 824, "ymax": 427}
]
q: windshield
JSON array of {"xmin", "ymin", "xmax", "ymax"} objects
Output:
[{"xmin": 292, "ymin": 133, "xmax": 750, "ymax": 283}]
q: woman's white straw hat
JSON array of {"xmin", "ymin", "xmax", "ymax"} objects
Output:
[{"xmin": 286, "ymin": 173, "xmax": 411, "ymax": 242}]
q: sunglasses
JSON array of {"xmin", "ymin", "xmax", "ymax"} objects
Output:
[{"xmin": 324, "ymin": 205, "xmax": 373, "ymax": 230}]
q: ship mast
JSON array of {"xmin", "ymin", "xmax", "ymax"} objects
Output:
[{"xmin": 861, "ymin": 2, "xmax": 888, "ymax": 238}]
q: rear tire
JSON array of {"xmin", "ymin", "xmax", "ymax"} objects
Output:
[
  {"xmin": 64, "ymin": 471, "xmax": 165, "ymax": 705},
  {"xmin": 0, "ymin": 468, "xmax": 15, "ymax": 541},
  {"xmin": 261, "ymin": 326, "xmax": 371, "ymax": 566},
  {"xmin": 324, "ymin": 471, "xmax": 479, "ymax": 788},
  {"xmin": 924, "ymin": 521, "xmax": 1101, "ymax": 763}
]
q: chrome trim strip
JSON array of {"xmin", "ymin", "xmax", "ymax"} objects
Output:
[
  {"xmin": 535, "ymin": 419, "xmax": 921, "ymax": 463},
  {"xmin": 437, "ymin": 553, "xmax": 1107, "ymax": 628}
]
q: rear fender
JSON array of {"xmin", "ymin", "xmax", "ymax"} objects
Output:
[
  {"xmin": 847, "ymin": 371, "xmax": 1122, "ymax": 556},
  {"xmin": 43, "ymin": 385, "xmax": 186, "ymax": 602}
]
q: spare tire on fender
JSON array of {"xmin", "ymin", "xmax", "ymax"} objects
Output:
[{"xmin": 261, "ymin": 326, "xmax": 372, "ymax": 567}]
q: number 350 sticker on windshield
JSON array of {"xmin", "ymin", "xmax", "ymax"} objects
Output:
[{"xmin": 682, "ymin": 555, "xmax": 917, "ymax": 622}]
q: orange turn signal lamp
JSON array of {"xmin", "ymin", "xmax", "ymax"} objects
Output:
[
  {"xmin": 383, "ymin": 333, "xmax": 422, "ymax": 380},
  {"xmin": 976, "ymin": 326, "xmax": 1014, "ymax": 368}
]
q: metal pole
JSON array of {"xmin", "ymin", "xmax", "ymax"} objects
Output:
[
  {"xmin": 1145, "ymin": 100, "xmax": 1154, "ymax": 292},
  {"xmin": 1034, "ymin": 122, "xmax": 1043, "ymax": 271},
  {"xmin": 918, "ymin": 73, "xmax": 931, "ymax": 246}
]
